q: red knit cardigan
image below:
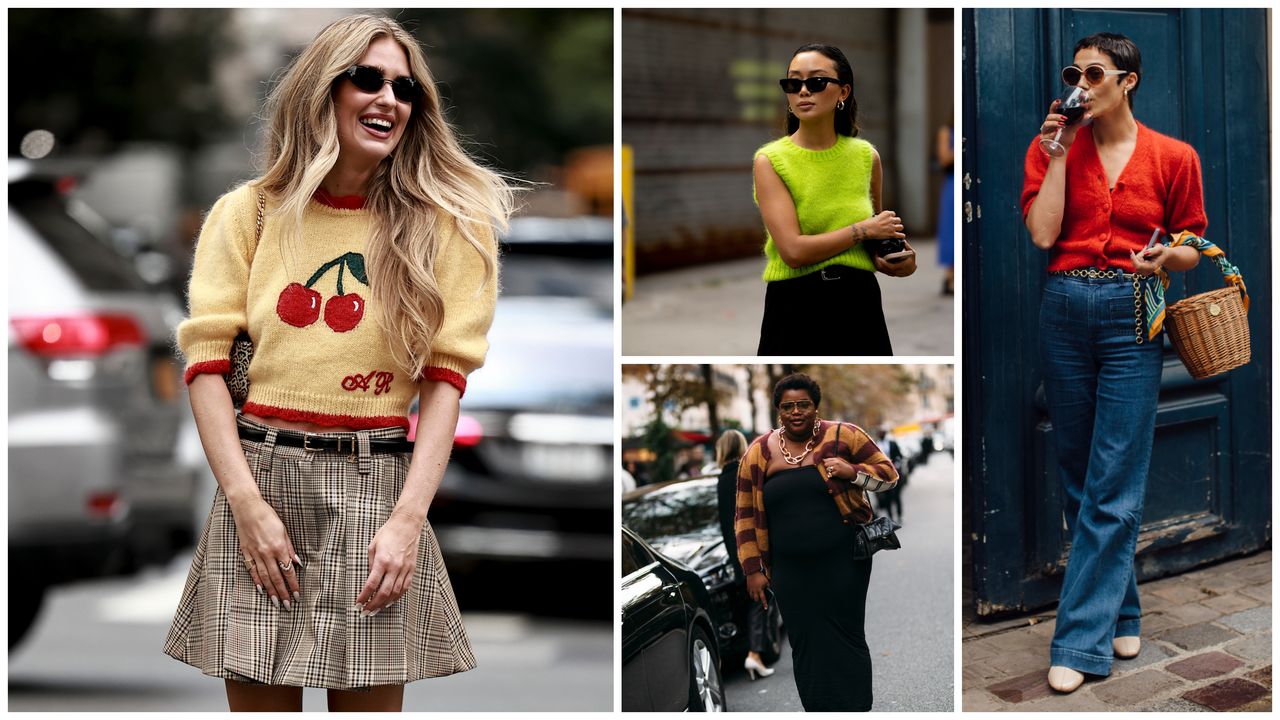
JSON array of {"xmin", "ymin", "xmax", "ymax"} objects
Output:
[{"xmin": 1021, "ymin": 122, "xmax": 1207, "ymax": 272}]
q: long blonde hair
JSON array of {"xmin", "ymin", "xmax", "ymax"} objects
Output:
[{"xmin": 255, "ymin": 14, "xmax": 513, "ymax": 377}]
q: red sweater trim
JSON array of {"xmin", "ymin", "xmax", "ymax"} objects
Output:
[
  {"xmin": 419, "ymin": 367, "xmax": 468, "ymax": 397},
  {"xmin": 313, "ymin": 188, "xmax": 366, "ymax": 210},
  {"xmin": 185, "ymin": 359, "xmax": 231, "ymax": 385},
  {"xmin": 241, "ymin": 401, "xmax": 410, "ymax": 430}
]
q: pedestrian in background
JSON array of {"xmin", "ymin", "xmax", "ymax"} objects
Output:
[
  {"xmin": 714, "ymin": 429, "xmax": 776, "ymax": 681},
  {"xmin": 735, "ymin": 373, "xmax": 899, "ymax": 710},
  {"xmin": 164, "ymin": 14, "xmax": 513, "ymax": 711},
  {"xmin": 936, "ymin": 116, "xmax": 955, "ymax": 295},
  {"xmin": 1022, "ymin": 32, "xmax": 1205, "ymax": 694},
  {"xmin": 753, "ymin": 44, "xmax": 917, "ymax": 356}
]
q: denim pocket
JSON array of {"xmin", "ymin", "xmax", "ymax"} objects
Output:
[
  {"xmin": 1040, "ymin": 288, "xmax": 1073, "ymax": 329},
  {"xmin": 1107, "ymin": 295, "xmax": 1139, "ymax": 336}
]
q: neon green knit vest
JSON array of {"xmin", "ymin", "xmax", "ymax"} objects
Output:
[{"xmin": 754, "ymin": 135, "xmax": 876, "ymax": 281}]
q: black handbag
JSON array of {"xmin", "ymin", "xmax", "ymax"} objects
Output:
[{"xmin": 834, "ymin": 422, "xmax": 903, "ymax": 560}]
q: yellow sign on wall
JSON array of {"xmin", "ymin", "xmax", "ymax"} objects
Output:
[{"xmin": 622, "ymin": 144, "xmax": 635, "ymax": 301}]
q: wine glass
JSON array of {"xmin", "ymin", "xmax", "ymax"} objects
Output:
[{"xmin": 1039, "ymin": 87, "xmax": 1089, "ymax": 158}]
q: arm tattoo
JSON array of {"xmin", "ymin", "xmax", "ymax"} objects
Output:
[{"xmin": 850, "ymin": 224, "xmax": 866, "ymax": 246}]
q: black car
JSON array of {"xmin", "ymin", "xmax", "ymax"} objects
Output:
[
  {"xmin": 622, "ymin": 478, "xmax": 785, "ymax": 668},
  {"xmin": 622, "ymin": 526, "xmax": 726, "ymax": 712}
]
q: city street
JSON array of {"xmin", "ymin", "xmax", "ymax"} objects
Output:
[
  {"xmin": 8, "ymin": 554, "xmax": 612, "ymax": 712},
  {"xmin": 720, "ymin": 450, "xmax": 955, "ymax": 711},
  {"xmin": 622, "ymin": 238, "xmax": 954, "ymax": 357}
]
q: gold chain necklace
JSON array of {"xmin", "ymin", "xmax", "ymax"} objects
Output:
[{"xmin": 776, "ymin": 420, "xmax": 820, "ymax": 465}]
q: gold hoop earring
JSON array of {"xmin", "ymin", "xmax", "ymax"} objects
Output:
[{"xmin": 837, "ymin": 100, "xmax": 845, "ymax": 110}]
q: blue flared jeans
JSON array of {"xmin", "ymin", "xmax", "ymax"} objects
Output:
[{"xmin": 1039, "ymin": 274, "xmax": 1163, "ymax": 676}]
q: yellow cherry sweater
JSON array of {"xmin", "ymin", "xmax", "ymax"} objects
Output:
[{"xmin": 176, "ymin": 184, "xmax": 497, "ymax": 430}]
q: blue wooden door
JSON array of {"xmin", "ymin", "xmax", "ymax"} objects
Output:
[{"xmin": 962, "ymin": 8, "xmax": 1271, "ymax": 616}]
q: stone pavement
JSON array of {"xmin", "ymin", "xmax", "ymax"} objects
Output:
[
  {"xmin": 963, "ymin": 551, "xmax": 1271, "ymax": 712},
  {"xmin": 621, "ymin": 237, "xmax": 954, "ymax": 357}
]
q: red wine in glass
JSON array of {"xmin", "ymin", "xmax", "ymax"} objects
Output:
[{"xmin": 1040, "ymin": 87, "xmax": 1089, "ymax": 157}]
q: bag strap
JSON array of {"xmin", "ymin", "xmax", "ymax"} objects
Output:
[
  {"xmin": 1163, "ymin": 231, "xmax": 1250, "ymax": 311},
  {"xmin": 255, "ymin": 190, "xmax": 265, "ymax": 245}
]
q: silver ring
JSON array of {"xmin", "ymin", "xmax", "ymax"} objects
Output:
[{"xmin": 278, "ymin": 560, "xmax": 293, "ymax": 573}]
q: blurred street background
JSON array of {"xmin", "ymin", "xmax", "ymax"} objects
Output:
[
  {"xmin": 620, "ymin": 364, "xmax": 954, "ymax": 711},
  {"xmin": 621, "ymin": 10, "xmax": 955, "ymax": 356},
  {"xmin": 8, "ymin": 8, "xmax": 612, "ymax": 711}
]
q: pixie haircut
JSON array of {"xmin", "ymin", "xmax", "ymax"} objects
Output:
[
  {"xmin": 1074, "ymin": 32, "xmax": 1141, "ymax": 109},
  {"xmin": 773, "ymin": 372, "xmax": 822, "ymax": 409}
]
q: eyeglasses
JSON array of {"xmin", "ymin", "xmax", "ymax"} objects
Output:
[
  {"xmin": 339, "ymin": 65, "xmax": 423, "ymax": 103},
  {"xmin": 778, "ymin": 77, "xmax": 844, "ymax": 94},
  {"xmin": 778, "ymin": 400, "xmax": 815, "ymax": 413},
  {"xmin": 1061, "ymin": 64, "xmax": 1129, "ymax": 87}
]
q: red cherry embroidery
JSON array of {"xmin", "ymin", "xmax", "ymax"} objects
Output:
[
  {"xmin": 325, "ymin": 293, "xmax": 365, "ymax": 332},
  {"xmin": 276, "ymin": 282, "xmax": 322, "ymax": 327},
  {"xmin": 275, "ymin": 252, "xmax": 370, "ymax": 332}
]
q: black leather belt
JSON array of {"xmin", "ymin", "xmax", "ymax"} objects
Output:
[{"xmin": 238, "ymin": 425, "xmax": 414, "ymax": 454}]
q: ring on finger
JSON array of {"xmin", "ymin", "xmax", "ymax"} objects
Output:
[
  {"xmin": 243, "ymin": 556, "xmax": 255, "ymax": 570},
  {"xmin": 278, "ymin": 559, "xmax": 293, "ymax": 573}
]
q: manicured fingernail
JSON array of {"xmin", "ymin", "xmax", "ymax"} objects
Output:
[
  {"xmin": 354, "ymin": 603, "xmax": 364, "ymax": 612},
  {"xmin": 361, "ymin": 609, "xmax": 372, "ymax": 618},
  {"xmin": 271, "ymin": 596, "xmax": 280, "ymax": 609},
  {"xmin": 293, "ymin": 591, "xmax": 301, "ymax": 602},
  {"xmin": 371, "ymin": 609, "xmax": 381, "ymax": 617},
  {"xmin": 293, "ymin": 553, "xmax": 304, "ymax": 568},
  {"xmin": 256, "ymin": 584, "xmax": 264, "ymax": 595},
  {"xmin": 283, "ymin": 599, "xmax": 291, "ymax": 611}
]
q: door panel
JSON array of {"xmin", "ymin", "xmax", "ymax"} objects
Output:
[{"xmin": 963, "ymin": 8, "xmax": 1271, "ymax": 615}]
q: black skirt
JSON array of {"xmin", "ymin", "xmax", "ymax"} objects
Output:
[{"xmin": 757, "ymin": 265, "xmax": 893, "ymax": 356}]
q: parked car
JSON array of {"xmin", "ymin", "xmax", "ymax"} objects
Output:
[
  {"xmin": 623, "ymin": 477, "xmax": 785, "ymax": 668},
  {"xmin": 622, "ymin": 525, "xmax": 726, "ymax": 712},
  {"xmin": 8, "ymin": 161, "xmax": 197, "ymax": 649},
  {"xmin": 413, "ymin": 217, "xmax": 613, "ymax": 594}
]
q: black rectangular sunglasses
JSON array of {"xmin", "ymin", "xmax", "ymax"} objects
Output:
[
  {"xmin": 339, "ymin": 65, "xmax": 422, "ymax": 103},
  {"xmin": 778, "ymin": 76, "xmax": 844, "ymax": 94}
]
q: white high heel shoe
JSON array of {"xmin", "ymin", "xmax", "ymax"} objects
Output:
[
  {"xmin": 1114, "ymin": 636, "xmax": 1141, "ymax": 659},
  {"xmin": 1047, "ymin": 666, "xmax": 1084, "ymax": 693},
  {"xmin": 744, "ymin": 655, "xmax": 775, "ymax": 680}
]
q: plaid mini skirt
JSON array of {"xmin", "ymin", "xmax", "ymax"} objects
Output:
[{"xmin": 163, "ymin": 415, "xmax": 476, "ymax": 689}]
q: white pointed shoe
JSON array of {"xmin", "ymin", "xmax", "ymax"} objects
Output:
[
  {"xmin": 1047, "ymin": 666, "xmax": 1084, "ymax": 693},
  {"xmin": 1114, "ymin": 636, "xmax": 1141, "ymax": 659},
  {"xmin": 744, "ymin": 655, "xmax": 776, "ymax": 680}
]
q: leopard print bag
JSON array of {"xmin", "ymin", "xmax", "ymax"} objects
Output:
[{"xmin": 225, "ymin": 191, "xmax": 264, "ymax": 409}]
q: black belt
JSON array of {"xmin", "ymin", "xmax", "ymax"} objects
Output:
[{"xmin": 238, "ymin": 425, "xmax": 415, "ymax": 454}]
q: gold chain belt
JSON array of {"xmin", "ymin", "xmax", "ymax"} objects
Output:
[{"xmin": 1048, "ymin": 268, "xmax": 1149, "ymax": 345}]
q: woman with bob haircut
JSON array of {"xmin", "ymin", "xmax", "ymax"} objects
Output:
[
  {"xmin": 163, "ymin": 14, "xmax": 513, "ymax": 711},
  {"xmin": 753, "ymin": 44, "xmax": 917, "ymax": 356}
]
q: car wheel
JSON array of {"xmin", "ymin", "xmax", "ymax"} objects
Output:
[
  {"xmin": 9, "ymin": 583, "xmax": 45, "ymax": 651},
  {"xmin": 759, "ymin": 602, "xmax": 785, "ymax": 666},
  {"xmin": 688, "ymin": 625, "xmax": 726, "ymax": 711}
]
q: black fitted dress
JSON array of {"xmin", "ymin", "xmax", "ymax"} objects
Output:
[{"xmin": 763, "ymin": 464, "xmax": 873, "ymax": 711}]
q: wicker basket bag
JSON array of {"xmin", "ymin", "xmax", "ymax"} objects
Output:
[{"xmin": 1163, "ymin": 232, "xmax": 1251, "ymax": 380}]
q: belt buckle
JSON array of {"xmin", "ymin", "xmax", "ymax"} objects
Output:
[
  {"xmin": 821, "ymin": 267, "xmax": 839, "ymax": 281},
  {"xmin": 302, "ymin": 433, "xmax": 320, "ymax": 452}
]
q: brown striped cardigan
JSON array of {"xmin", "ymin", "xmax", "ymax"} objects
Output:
[{"xmin": 734, "ymin": 420, "xmax": 899, "ymax": 577}]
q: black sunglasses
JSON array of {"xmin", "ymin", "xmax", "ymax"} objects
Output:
[
  {"xmin": 339, "ymin": 65, "xmax": 422, "ymax": 103},
  {"xmin": 778, "ymin": 76, "xmax": 845, "ymax": 94}
]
